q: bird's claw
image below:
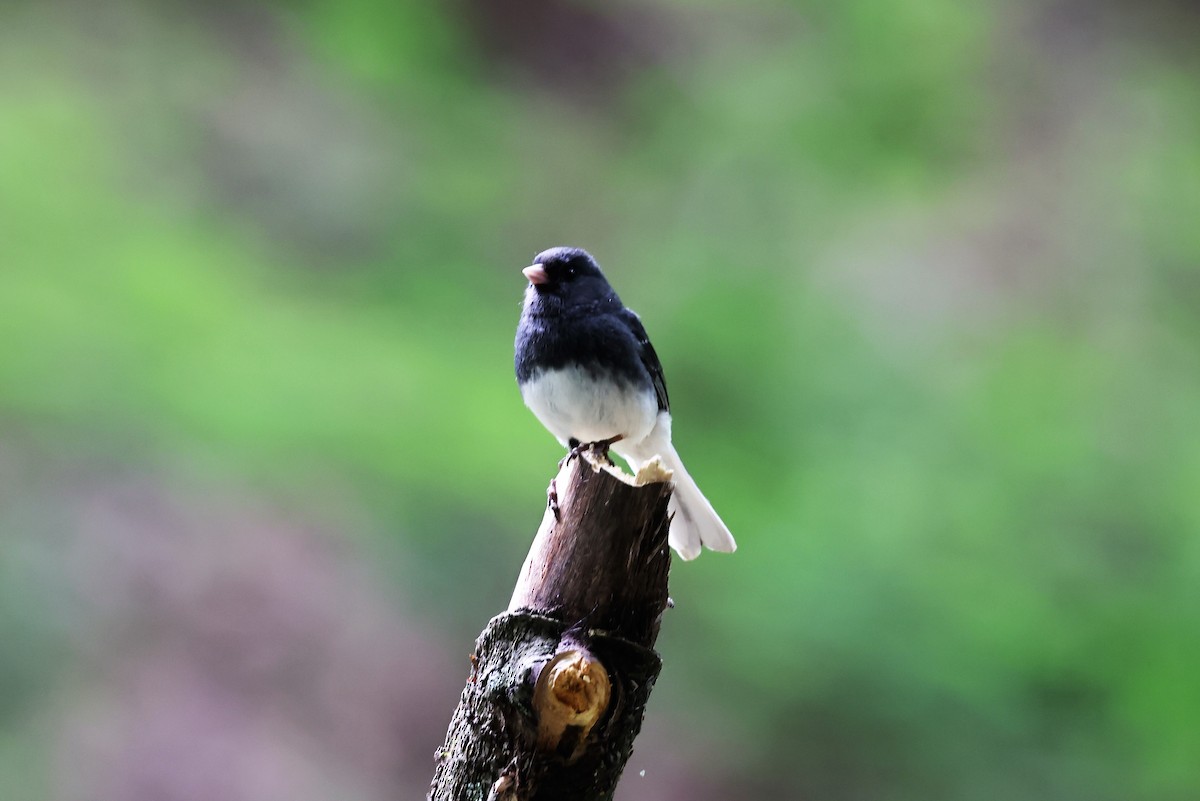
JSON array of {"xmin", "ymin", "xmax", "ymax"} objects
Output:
[
  {"xmin": 559, "ymin": 440, "xmax": 587, "ymax": 470},
  {"xmin": 588, "ymin": 434, "xmax": 623, "ymax": 466},
  {"xmin": 560, "ymin": 435, "xmax": 623, "ymax": 469}
]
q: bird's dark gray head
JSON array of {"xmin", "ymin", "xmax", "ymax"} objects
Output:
[{"xmin": 522, "ymin": 246, "xmax": 617, "ymax": 308}]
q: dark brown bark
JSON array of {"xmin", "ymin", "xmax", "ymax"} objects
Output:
[{"xmin": 428, "ymin": 454, "xmax": 674, "ymax": 801}]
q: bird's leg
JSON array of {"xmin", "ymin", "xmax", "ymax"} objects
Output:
[
  {"xmin": 559, "ymin": 434, "xmax": 623, "ymax": 470},
  {"xmin": 558, "ymin": 438, "xmax": 586, "ymax": 469},
  {"xmin": 586, "ymin": 434, "xmax": 624, "ymax": 466}
]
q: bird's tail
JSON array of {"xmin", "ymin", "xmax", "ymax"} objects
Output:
[
  {"xmin": 613, "ymin": 413, "xmax": 737, "ymax": 560},
  {"xmin": 657, "ymin": 442, "xmax": 737, "ymax": 561}
]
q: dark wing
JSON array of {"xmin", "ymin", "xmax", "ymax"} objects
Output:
[{"xmin": 619, "ymin": 307, "xmax": 669, "ymax": 412}]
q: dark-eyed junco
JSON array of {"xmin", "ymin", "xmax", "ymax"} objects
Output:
[{"xmin": 514, "ymin": 246, "xmax": 737, "ymax": 560}]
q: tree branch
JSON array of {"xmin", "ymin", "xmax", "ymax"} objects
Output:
[{"xmin": 429, "ymin": 453, "xmax": 674, "ymax": 801}]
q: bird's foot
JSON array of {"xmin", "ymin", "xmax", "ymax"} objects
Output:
[
  {"xmin": 587, "ymin": 434, "xmax": 623, "ymax": 466},
  {"xmin": 559, "ymin": 435, "xmax": 624, "ymax": 469},
  {"xmin": 558, "ymin": 439, "xmax": 586, "ymax": 469}
]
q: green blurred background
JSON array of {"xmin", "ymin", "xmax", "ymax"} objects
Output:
[{"xmin": 2, "ymin": 1, "xmax": 1198, "ymax": 799}]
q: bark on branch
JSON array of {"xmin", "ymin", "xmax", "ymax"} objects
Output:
[{"xmin": 428, "ymin": 453, "xmax": 674, "ymax": 801}]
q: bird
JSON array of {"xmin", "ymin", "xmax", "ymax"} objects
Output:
[{"xmin": 514, "ymin": 245, "xmax": 737, "ymax": 560}]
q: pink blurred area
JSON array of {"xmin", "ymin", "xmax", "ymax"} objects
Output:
[{"xmin": 25, "ymin": 465, "xmax": 457, "ymax": 800}]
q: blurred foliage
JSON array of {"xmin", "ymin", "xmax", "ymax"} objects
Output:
[{"xmin": 1, "ymin": 1, "xmax": 1199, "ymax": 800}]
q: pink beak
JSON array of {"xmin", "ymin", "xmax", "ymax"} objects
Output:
[{"xmin": 523, "ymin": 263, "xmax": 550, "ymax": 285}]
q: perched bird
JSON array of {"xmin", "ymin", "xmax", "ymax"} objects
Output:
[{"xmin": 514, "ymin": 246, "xmax": 737, "ymax": 560}]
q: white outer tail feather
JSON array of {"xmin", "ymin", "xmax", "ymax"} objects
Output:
[
  {"xmin": 613, "ymin": 412, "xmax": 737, "ymax": 561},
  {"xmin": 662, "ymin": 443, "xmax": 737, "ymax": 560}
]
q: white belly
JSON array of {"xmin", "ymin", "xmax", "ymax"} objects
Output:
[{"xmin": 521, "ymin": 365, "xmax": 658, "ymax": 447}]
